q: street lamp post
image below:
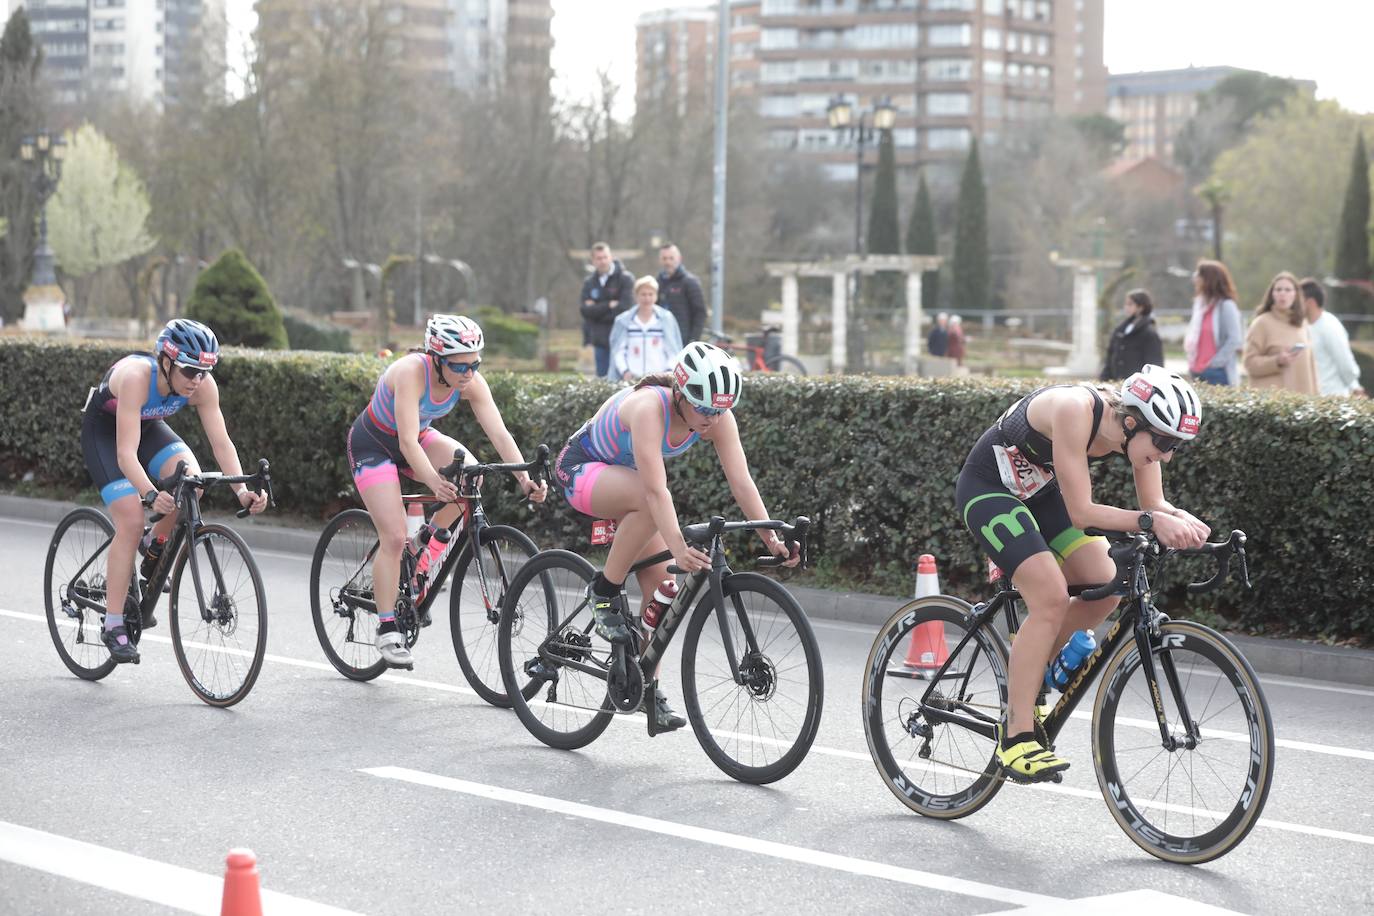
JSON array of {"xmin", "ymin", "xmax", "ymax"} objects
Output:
[
  {"xmin": 826, "ymin": 95, "xmax": 896, "ymax": 369},
  {"xmin": 19, "ymin": 129, "xmax": 68, "ymax": 331}
]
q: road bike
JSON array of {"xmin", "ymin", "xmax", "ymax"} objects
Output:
[
  {"xmin": 862, "ymin": 527, "xmax": 1274, "ymax": 864},
  {"xmin": 497, "ymin": 515, "xmax": 822, "ymax": 784},
  {"xmin": 44, "ymin": 459, "xmax": 275, "ymax": 707},
  {"xmin": 710, "ymin": 326, "xmax": 807, "ymax": 375},
  {"xmin": 310, "ymin": 445, "xmax": 549, "ymax": 705}
]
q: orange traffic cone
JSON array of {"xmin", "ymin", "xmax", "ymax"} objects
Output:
[
  {"xmin": 904, "ymin": 554, "xmax": 949, "ymax": 673},
  {"xmin": 221, "ymin": 848, "xmax": 263, "ymax": 916}
]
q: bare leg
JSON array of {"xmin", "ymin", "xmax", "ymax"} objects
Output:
[{"xmin": 1005, "ymin": 552, "xmax": 1070, "ymax": 737}]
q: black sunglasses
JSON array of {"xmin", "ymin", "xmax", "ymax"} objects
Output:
[
  {"xmin": 177, "ymin": 365, "xmax": 211, "ymax": 381},
  {"xmin": 443, "ymin": 358, "xmax": 481, "ymax": 375},
  {"xmin": 1150, "ymin": 432, "xmax": 1182, "ymax": 454}
]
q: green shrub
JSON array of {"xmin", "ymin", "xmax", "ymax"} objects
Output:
[
  {"xmin": 186, "ymin": 249, "xmax": 288, "ymax": 350},
  {"xmin": 3, "ymin": 337, "xmax": 1371, "ymax": 642},
  {"xmin": 282, "ymin": 311, "xmax": 353, "ymax": 352},
  {"xmin": 473, "ymin": 305, "xmax": 538, "ymax": 359}
]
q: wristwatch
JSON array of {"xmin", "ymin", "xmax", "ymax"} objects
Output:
[
  {"xmin": 142, "ymin": 489, "xmax": 158, "ymax": 508},
  {"xmin": 1137, "ymin": 511, "xmax": 1154, "ymax": 532}
]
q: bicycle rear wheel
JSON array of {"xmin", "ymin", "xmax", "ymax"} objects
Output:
[
  {"xmin": 1093, "ymin": 619, "xmax": 1275, "ymax": 864},
  {"xmin": 763, "ymin": 355, "xmax": 807, "ymax": 375},
  {"xmin": 862, "ymin": 597, "xmax": 1008, "ymax": 819},
  {"xmin": 450, "ymin": 524, "xmax": 540, "ymax": 707},
  {"xmin": 680, "ymin": 572, "xmax": 823, "ymax": 784},
  {"xmin": 498, "ymin": 550, "xmax": 615, "ymax": 750},
  {"xmin": 310, "ymin": 509, "xmax": 386, "ymax": 681},
  {"xmin": 44, "ymin": 507, "xmax": 119, "ymax": 681},
  {"xmin": 169, "ymin": 523, "xmax": 267, "ymax": 707}
]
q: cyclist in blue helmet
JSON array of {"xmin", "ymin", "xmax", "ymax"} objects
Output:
[{"xmin": 80, "ymin": 318, "xmax": 268, "ymax": 664}]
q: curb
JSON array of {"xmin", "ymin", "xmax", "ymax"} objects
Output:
[{"xmin": 6, "ymin": 493, "xmax": 1373, "ymax": 688}]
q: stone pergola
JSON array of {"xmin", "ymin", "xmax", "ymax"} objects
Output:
[
  {"xmin": 1047, "ymin": 254, "xmax": 1123, "ymax": 377},
  {"xmin": 766, "ymin": 254, "xmax": 943, "ymax": 374}
]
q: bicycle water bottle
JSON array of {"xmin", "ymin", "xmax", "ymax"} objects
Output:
[
  {"xmin": 642, "ymin": 578, "xmax": 678, "ymax": 629},
  {"xmin": 1044, "ymin": 629, "xmax": 1096, "ymax": 691},
  {"xmin": 414, "ymin": 524, "xmax": 451, "ymax": 578}
]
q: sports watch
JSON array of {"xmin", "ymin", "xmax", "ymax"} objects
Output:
[{"xmin": 1137, "ymin": 511, "xmax": 1154, "ymax": 532}]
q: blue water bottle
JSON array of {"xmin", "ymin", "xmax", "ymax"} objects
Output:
[{"xmin": 1044, "ymin": 630, "xmax": 1096, "ymax": 691}]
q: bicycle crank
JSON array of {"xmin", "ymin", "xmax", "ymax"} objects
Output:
[{"xmin": 606, "ymin": 644, "xmax": 644, "ymax": 713}]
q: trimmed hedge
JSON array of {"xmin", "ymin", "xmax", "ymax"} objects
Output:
[
  {"xmin": 472, "ymin": 306, "xmax": 538, "ymax": 359},
  {"xmin": 282, "ymin": 311, "xmax": 353, "ymax": 353},
  {"xmin": 186, "ymin": 249, "xmax": 288, "ymax": 350},
  {"xmin": 2, "ymin": 338, "xmax": 1372, "ymax": 642}
]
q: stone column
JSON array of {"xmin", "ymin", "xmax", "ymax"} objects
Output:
[
  {"xmin": 831, "ymin": 271, "xmax": 847, "ymax": 374},
  {"xmin": 904, "ymin": 270, "xmax": 924, "ymax": 375},
  {"xmin": 780, "ymin": 271, "xmax": 799, "ymax": 359},
  {"xmin": 1067, "ymin": 268, "xmax": 1100, "ymax": 375}
]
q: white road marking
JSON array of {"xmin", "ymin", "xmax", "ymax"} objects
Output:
[
  {"xmin": 6, "ymin": 606, "xmax": 1374, "ymax": 849},
  {"xmin": 363, "ymin": 765, "xmax": 1063, "ymax": 908},
  {"xmin": 0, "ymin": 819, "xmax": 362, "ymax": 916},
  {"xmin": 984, "ymin": 888, "xmax": 1244, "ymax": 915}
]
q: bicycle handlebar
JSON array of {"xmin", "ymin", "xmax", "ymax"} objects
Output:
[
  {"xmin": 437, "ymin": 445, "xmax": 552, "ymax": 490},
  {"xmin": 1077, "ymin": 526, "xmax": 1250, "ymax": 600},
  {"xmin": 669, "ymin": 515, "xmax": 810, "ymax": 571},
  {"xmin": 149, "ymin": 458, "xmax": 276, "ymax": 522}
]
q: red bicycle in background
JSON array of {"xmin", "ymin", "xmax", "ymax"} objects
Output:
[{"xmin": 710, "ymin": 326, "xmax": 807, "ymax": 375}]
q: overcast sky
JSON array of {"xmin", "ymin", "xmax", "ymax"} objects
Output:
[{"xmin": 221, "ymin": 1, "xmax": 1374, "ymax": 114}]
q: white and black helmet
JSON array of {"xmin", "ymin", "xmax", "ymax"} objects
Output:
[
  {"xmin": 426, "ymin": 314, "xmax": 483, "ymax": 355},
  {"xmin": 1121, "ymin": 364, "xmax": 1202, "ymax": 440},
  {"xmin": 672, "ymin": 342, "xmax": 742, "ymax": 411}
]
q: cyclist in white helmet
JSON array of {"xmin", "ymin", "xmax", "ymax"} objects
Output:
[
  {"xmin": 553, "ymin": 342, "xmax": 799, "ymax": 730},
  {"xmin": 954, "ymin": 365, "xmax": 1210, "ymax": 783},
  {"xmin": 347, "ymin": 314, "xmax": 547, "ymax": 669}
]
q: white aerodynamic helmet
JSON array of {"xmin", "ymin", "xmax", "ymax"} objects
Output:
[
  {"xmin": 672, "ymin": 342, "xmax": 742, "ymax": 411},
  {"xmin": 1121, "ymin": 364, "xmax": 1202, "ymax": 440},
  {"xmin": 426, "ymin": 314, "xmax": 484, "ymax": 355}
]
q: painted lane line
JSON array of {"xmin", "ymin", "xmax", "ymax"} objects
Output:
[
  {"xmin": 984, "ymin": 888, "xmax": 1244, "ymax": 915},
  {"xmin": 8, "ymin": 607, "xmax": 1374, "ymax": 849},
  {"xmin": 363, "ymin": 765, "xmax": 1063, "ymax": 908},
  {"xmin": 0, "ymin": 819, "xmax": 362, "ymax": 916}
]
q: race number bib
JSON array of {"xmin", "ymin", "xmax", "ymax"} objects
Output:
[{"xmin": 992, "ymin": 444, "xmax": 1055, "ymax": 500}]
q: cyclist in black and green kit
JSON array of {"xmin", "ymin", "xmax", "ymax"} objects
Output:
[{"xmin": 954, "ymin": 365, "xmax": 1211, "ymax": 782}]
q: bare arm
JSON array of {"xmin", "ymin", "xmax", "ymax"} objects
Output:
[
  {"xmin": 628, "ymin": 397, "xmax": 692, "ymax": 558},
  {"xmin": 710, "ymin": 414, "xmax": 774, "ymax": 545},
  {"xmin": 1049, "ymin": 395, "xmax": 1141, "ymax": 532},
  {"xmin": 193, "ymin": 378, "xmax": 266, "ymax": 512},
  {"xmin": 111, "ymin": 362, "xmax": 160, "ymax": 499}
]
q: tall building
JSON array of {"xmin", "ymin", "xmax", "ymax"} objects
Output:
[
  {"xmin": 1107, "ymin": 66, "xmax": 1316, "ymax": 163},
  {"xmin": 25, "ymin": 0, "xmax": 226, "ymax": 108},
  {"xmin": 634, "ymin": 1, "xmax": 760, "ymax": 118},
  {"xmin": 446, "ymin": 0, "xmax": 505, "ymax": 92},
  {"xmin": 256, "ymin": 0, "xmax": 453, "ymax": 85},
  {"xmin": 504, "ymin": 0, "xmax": 551, "ymax": 96}
]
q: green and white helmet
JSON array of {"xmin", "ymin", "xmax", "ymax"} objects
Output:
[{"xmin": 672, "ymin": 342, "xmax": 742, "ymax": 411}]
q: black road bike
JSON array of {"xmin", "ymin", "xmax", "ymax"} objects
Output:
[
  {"xmin": 44, "ymin": 459, "xmax": 275, "ymax": 707},
  {"xmin": 862, "ymin": 528, "xmax": 1274, "ymax": 864},
  {"xmin": 310, "ymin": 445, "xmax": 549, "ymax": 705},
  {"xmin": 498, "ymin": 516, "xmax": 823, "ymax": 785}
]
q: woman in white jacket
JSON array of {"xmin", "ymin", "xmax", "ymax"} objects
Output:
[{"xmin": 607, "ymin": 276, "xmax": 685, "ymax": 381}]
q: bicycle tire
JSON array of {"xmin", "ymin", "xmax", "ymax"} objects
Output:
[
  {"xmin": 310, "ymin": 509, "xmax": 387, "ymax": 681},
  {"xmin": 1093, "ymin": 619, "xmax": 1275, "ymax": 864},
  {"xmin": 498, "ymin": 549, "xmax": 616, "ymax": 750},
  {"xmin": 44, "ymin": 507, "xmax": 119, "ymax": 681},
  {"xmin": 680, "ymin": 572, "xmax": 823, "ymax": 784},
  {"xmin": 862, "ymin": 596, "xmax": 1009, "ymax": 819},
  {"xmin": 450, "ymin": 524, "xmax": 540, "ymax": 707},
  {"xmin": 169, "ymin": 523, "xmax": 268, "ymax": 707},
  {"xmin": 763, "ymin": 355, "xmax": 807, "ymax": 375}
]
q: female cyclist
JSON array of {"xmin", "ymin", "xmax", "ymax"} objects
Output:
[
  {"xmin": 348, "ymin": 314, "xmax": 547, "ymax": 669},
  {"xmin": 553, "ymin": 342, "xmax": 798, "ymax": 730},
  {"xmin": 81, "ymin": 319, "xmax": 268, "ymax": 664},
  {"xmin": 954, "ymin": 364, "xmax": 1210, "ymax": 782}
]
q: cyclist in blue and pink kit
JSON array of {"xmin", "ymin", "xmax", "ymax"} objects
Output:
[
  {"xmin": 554, "ymin": 342, "xmax": 798, "ymax": 730},
  {"xmin": 348, "ymin": 315, "xmax": 547, "ymax": 669},
  {"xmin": 81, "ymin": 319, "xmax": 267, "ymax": 664}
]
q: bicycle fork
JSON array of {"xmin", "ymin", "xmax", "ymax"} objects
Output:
[{"xmin": 1133, "ymin": 615, "xmax": 1203, "ymax": 751}]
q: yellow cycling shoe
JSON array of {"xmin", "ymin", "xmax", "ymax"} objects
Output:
[{"xmin": 996, "ymin": 724, "xmax": 1070, "ymax": 784}]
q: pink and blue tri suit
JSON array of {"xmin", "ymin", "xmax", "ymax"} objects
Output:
[
  {"xmin": 554, "ymin": 385, "xmax": 699, "ymax": 515},
  {"xmin": 347, "ymin": 353, "xmax": 461, "ymax": 492},
  {"xmin": 81, "ymin": 355, "xmax": 194, "ymax": 504}
]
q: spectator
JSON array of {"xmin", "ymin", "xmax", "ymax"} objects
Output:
[
  {"xmin": 608, "ymin": 276, "xmax": 683, "ymax": 381},
  {"xmin": 1301, "ymin": 277, "xmax": 1365, "ymax": 397},
  {"xmin": 656, "ymin": 242, "xmax": 706, "ymax": 343},
  {"xmin": 1185, "ymin": 259, "xmax": 1243, "ymax": 385},
  {"xmin": 927, "ymin": 312, "xmax": 949, "ymax": 357},
  {"xmin": 1243, "ymin": 270, "xmax": 1317, "ymax": 393},
  {"xmin": 946, "ymin": 314, "xmax": 966, "ymax": 366},
  {"xmin": 579, "ymin": 242, "xmax": 636, "ymax": 378},
  {"xmin": 1100, "ymin": 288, "xmax": 1164, "ymax": 380}
]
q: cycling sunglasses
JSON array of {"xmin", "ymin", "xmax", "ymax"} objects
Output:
[
  {"xmin": 1150, "ymin": 432, "xmax": 1182, "ymax": 454},
  {"xmin": 177, "ymin": 365, "xmax": 212, "ymax": 381},
  {"xmin": 693, "ymin": 403, "xmax": 728, "ymax": 418},
  {"xmin": 443, "ymin": 358, "xmax": 482, "ymax": 375}
]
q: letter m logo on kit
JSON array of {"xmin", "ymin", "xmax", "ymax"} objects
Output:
[{"xmin": 981, "ymin": 504, "xmax": 1039, "ymax": 553}]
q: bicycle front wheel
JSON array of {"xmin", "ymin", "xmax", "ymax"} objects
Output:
[
  {"xmin": 310, "ymin": 509, "xmax": 386, "ymax": 681},
  {"xmin": 169, "ymin": 523, "xmax": 267, "ymax": 707},
  {"xmin": 498, "ymin": 550, "xmax": 616, "ymax": 750},
  {"xmin": 450, "ymin": 524, "xmax": 539, "ymax": 707},
  {"xmin": 862, "ymin": 597, "xmax": 1008, "ymax": 819},
  {"xmin": 44, "ymin": 507, "xmax": 119, "ymax": 681},
  {"xmin": 1093, "ymin": 619, "xmax": 1275, "ymax": 864},
  {"xmin": 680, "ymin": 572, "xmax": 823, "ymax": 784}
]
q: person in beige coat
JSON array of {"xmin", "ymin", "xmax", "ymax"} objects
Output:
[{"xmin": 1243, "ymin": 271, "xmax": 1318, "ymax": 393}]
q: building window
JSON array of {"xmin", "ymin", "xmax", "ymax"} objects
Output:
[
  {"xmin": 983, "ymin": 27, "xmax": 1001, "ymax": 50},
  {"xmin": 927, "ymin": 127, "xmax": 971, "ymax": 150},
  {"xmin": 984, "ymin": 91, "xmax": 1002, "ymax": 118},
  {"xmin": 927, "ymin": 23, "xmax": 971, "ymax": 47},
  {"xmin": 926, "ymin": 92, "xmax": 971, "ymax": 116},
  {"xmin": 892, "ymin": 128, "xmax": 918, "ymax": 148},
  {"xmin": 761, "ymin": 28, "xmax": 798, "ymax": 50},
  {"xmin": 984, "ymin": 0, "xmax": 1005, "ymax": 13},
  {"xmin": 983, "ymin": 58, "xmax": 1003, "ymax": 83},
  {"xmin": 92, "ymin": 18, "xmax": 125, "ymax": 31},
  {"xmin": 928, "ymin": 0, "xmax": 974, "ymax": 9},
  {"xmin": 851, "ymin": 23, "xmax": 917, "ymax": 49},
  {"xmin": 924, "ymin": 58, "xmax": 972, "ymax": 81}
]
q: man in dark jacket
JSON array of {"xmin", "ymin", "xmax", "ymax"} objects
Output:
[
  {"xmin": 580, "ymin": 242, "xmax": 636, "ymax": 377},
  {"xmin": 656, "ymin": 243, "xmax": 706, "ymax": 343},
  {"xmin": 1100, "ymin": 288, "xmax": 1165, "ymax": 380}
]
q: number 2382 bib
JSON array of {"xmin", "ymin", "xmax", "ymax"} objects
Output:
[{"xmin": 992, "ymin": 444, "xmax": 1055, "ymax": 500}]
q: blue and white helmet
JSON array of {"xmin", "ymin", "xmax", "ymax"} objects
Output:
[{"xmin": 156, "ymin": 319, "xmax": 219, "ymax": 369}]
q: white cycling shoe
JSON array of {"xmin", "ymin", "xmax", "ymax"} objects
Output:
[{"xmin": 376, "ymin": 628, "xmax": 414, "ymax": 670}]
